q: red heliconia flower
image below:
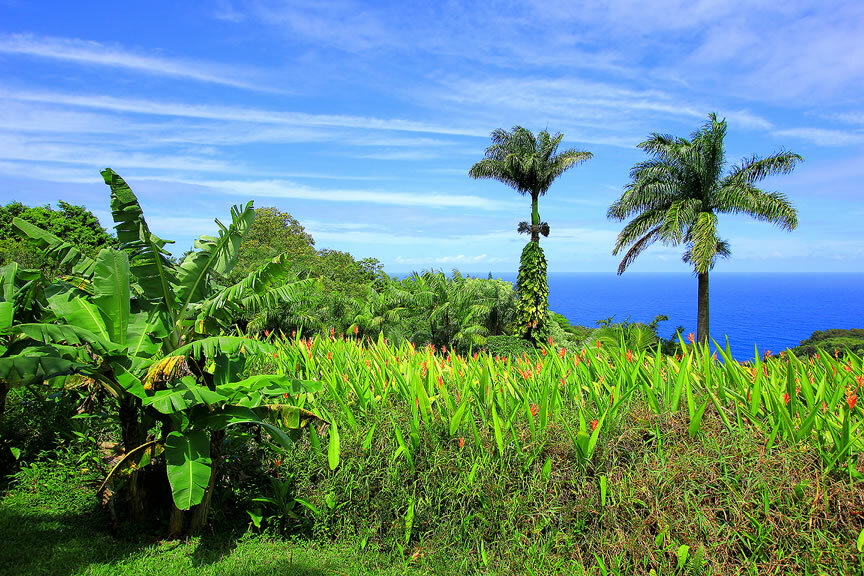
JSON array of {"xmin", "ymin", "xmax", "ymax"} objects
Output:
[
  {"xmin": 354, "ymin": 325, "xmax": 359, "ymax": 335},
  {"xmin": 687, "ymin": 332, "xmax": 695, "ymax": 343},
  {"xmin": 291, "ymin": 330, "xmax": 296, "ymax": 338},
  {"xmin": 590, "ymin": 419, "xmax": 599, "ymax": 431},
  {"xmin": 559, "ymin": 347, "xmax": 566, "ymax": 359},
  {"xmin": 596, "ymin": 340, "xmax": 601, "ymax": 349},
  {"xmin": 560, "ymin": 378, "xmax": 566, "ymax": 387},
  {"xmin": 327, "ymin": 352, "xmax": 332, "ymax": 360},
  {"xmin": 459, "ymin": 438, "xmax": 465, "ymax": 449},
  {"xmin": 626, "ymin": 349, "xmax": 633, "ymax": 363},
  {"xmin": 822, "ymin": 401, "xmax": 828, "ymax": 413},
  {"xmin": 442, "ymin": 345, "xmax": 447, "ymax": 354},
  {"xmin": 610, "ymin": 391, "xmax": 615, "ymax": 405},
  {"xmin": 438, "ymin": 376, "xmax": 444, "ymax": 387},
  {"xmin": 264, "ymin": 329, "xmax": 270, "ymax": 338},
  {"xmin": 330, "ymin": 327, "xmax": 335, "ymax": 338},
  {"xmin": 530, "ymin": 403, "xmax": 539, "ymax": 417},
  {"xmin": 416, "ymin": 397, "xmax": 420, "ymax": 409},
  {"xmin": 856, "ymin": 375, "xmax": 863, "ymax": 387},
  {"xmin": 548, "ymin": 335, "xmax": 554, "ymax": 346},
  {"xmin": 474, "ymin": 352, "xmax": 479, "ymax": 361},
  {"xmin": 844, "ymin": 364, "xmax": 852, "ymax": 372},
  {"xmin": 783, "ymin": 392, "xmax": 790, "ymax": 405},
  {"xmin": 848, "ymin": 393, "xmax": 858, "ymax": 411},
  {"xmin": 541, "ymin": 348, "xmax": 547, "ymax": 357},
  {"xmin": 284, "ymin": 393, "xmax": 289, "ymax": 399},
  {"xmin": 273, "ymin": 352, "xmax": 278, "ymax": 359}
]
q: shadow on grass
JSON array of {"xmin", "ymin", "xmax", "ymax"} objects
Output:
[{"xmin": 0, "ymin": 503, "xmax": 345, "ymax": 576}]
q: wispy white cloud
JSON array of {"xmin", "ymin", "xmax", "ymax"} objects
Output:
[
  {"xmin": 772, "ymin": 127, "xmax": 864, "ymax": 147},
  {"xmin": 0, "ymin": 34, "xmax": 270, "ymax": 91},
  {"xmin": 180, "ymin": 179, "xmax": 506, "ymax": 210},
  {"xmin": 0, "ymin": 89, "xmax": 485, "ymax": 137},
  {"xmin": 0, "ymin": 134, "xmax": 234, "ymax": 173},
  {"xmin": 393, "ymin": 253, "xmax": 508, "ymax": 266}
]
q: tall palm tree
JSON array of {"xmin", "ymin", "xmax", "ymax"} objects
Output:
[
  {"xmin": 608, "ymin": 113, "xmax": 801, "ymax": 344},
  {"xmin": 469, "ymin": 126, "xmax": 592, "ymax": 243}
]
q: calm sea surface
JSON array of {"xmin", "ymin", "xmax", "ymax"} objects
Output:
[{"xmin": 490, "ymin": 273, "xmax": 864, "ymax": 360}]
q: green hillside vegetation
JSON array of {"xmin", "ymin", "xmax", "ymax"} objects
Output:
[
  {"xmin": 790, "ymin": 328, "xmax": 864, "ymax": 359},
  {"xmin": 2, "ymin": 116, "xmax": 863, "ymax": 576}
]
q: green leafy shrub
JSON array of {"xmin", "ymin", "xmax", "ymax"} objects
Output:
[
  {"xmin": 484, "ymin": 335, "xmax": 534, "ymax": 358},
  {"xmin": 516, "ymin": 241, "xmax": 548, "ymax": 342}
]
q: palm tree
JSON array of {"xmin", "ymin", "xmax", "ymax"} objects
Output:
[
  {"xmin": 469, "ymin": 126, "xmax": 593, "ymax": 243},
  {"xmin": 608, "ymin": 113, "xmax": 801, "ymax": 344},
  {"xmin": 470, "ymin": 126, "xmax": 591, "ymax": 341}
]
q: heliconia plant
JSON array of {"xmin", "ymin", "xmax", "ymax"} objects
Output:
[{"xmin": 264, "ymin": 330, "xmax": 863, "ymax": 480}]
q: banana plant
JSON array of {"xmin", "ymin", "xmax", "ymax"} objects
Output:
[
  {"xmin": 10, "ymin": 169, "xmax": 318, "ymax": 535},
  {"xmin": 0, "ymin": 261, "xmax": 90, "ymax": 428}
]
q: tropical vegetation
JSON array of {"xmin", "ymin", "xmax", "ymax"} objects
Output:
[{"xmin": 3, "ymin": 116, "xmax": 862, "ymax": 575}]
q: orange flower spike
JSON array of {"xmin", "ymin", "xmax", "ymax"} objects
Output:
[
  {"xmin": 458, "ymin": 438, "xmax": 465, "ymax": 449},
  {"xmin": 783, "ymin": 392, "xmax": 790, "ymax": 405},
  {"xmin": 541, "ymin": 348, "xmax": 547, "ymax": 357},
  {"xmin": 848, "ymin": 393, "xmax": 858, "ymax": 411},
  {"xmin": 530, "ymin": 403, "xmax": 539, "ymax": 417},
  {"xmin": 626, "ymin": 349, "xmax": 633, "ymax": 363},
  {"xmin": 687, "ymin": 332, "xmax": 695, "ymax": 344},
  {"xmin": 559, "ymin": 347, "xmax": 566, "ymax": 359},
  {"xmin": 590, "ymin": 419, "xmax": 599, "ymax": 431},
  {"xmin": 596, "ymin": 340, "xmax": 601, "ymax": 349}
]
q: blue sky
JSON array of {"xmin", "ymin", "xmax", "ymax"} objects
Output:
[{"xmin": 0, "ymin": 1, "xmax": 862, "ymax": 274}]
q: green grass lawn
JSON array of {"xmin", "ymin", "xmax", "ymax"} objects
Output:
[{"xmin": 0, "ymin": 462, "xmax": 404, "ymax": 576}]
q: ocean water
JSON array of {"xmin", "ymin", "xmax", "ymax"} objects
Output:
[{"xmin": 491, "ymin": 273, "xmax": 864, "ymax": 360}]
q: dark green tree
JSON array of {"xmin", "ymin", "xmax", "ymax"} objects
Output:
[
  {"xmin": 0, "ymin": 201, "xmax": 116, "ymax": 273},
  {"xmin": 608, "ymin": 113, "xmax": 801, "ymax": 343}
]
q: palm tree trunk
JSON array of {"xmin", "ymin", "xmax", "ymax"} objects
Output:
[
  {"xmin": 530, "ymin": 194, "xmax": 540, "ymax": 243},
  {"xmin": 697, "ymin": 272, "xmax": 710, "ymax": 344}
]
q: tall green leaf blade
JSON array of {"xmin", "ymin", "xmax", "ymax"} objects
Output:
[
  {"xmin": 165, "ymin": 430, "xmax": 212, "ymax": 510},
  {"xmin": 92, "ymin": 249, "xmax": 130, "ymax": 346},
  {"xmin": 175, "ymin": 202, "xmax": 255, "ymax": 313},
  {"xmin": 328, "ymin": 421, "xmax": 340, "ymax": 470},
  {"xmin": 103, "ymin": 169, "xmax": 178, "ymax": 321},
  {"xmin": 46, "ymin": 284, "xmax": 111, "ymax": 342},
  {"xmin": 0, "ymin": 302, "xmax": 13, "ymax": 332}
]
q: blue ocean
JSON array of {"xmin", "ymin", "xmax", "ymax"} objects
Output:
[{"xmin": 490, "ymin": 273, "xmax": 864, "ymax": 360}]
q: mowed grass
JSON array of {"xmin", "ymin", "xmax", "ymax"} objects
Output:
[{"xmin": 0, "ymin": 461, "xmax": 403, "ymax": 576}]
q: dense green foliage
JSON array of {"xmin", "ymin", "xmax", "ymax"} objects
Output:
[
  {"xmin": 608, "ymin": 113, "xmax": 802, "ymax": 343},
  {"xmin": 515, "ymin": 241, "xmax": 548, "ymax": 342},
  {"xmin": 1, "ymin": 171, "xmax": 321, "ymax": 536},
  {"xmin": 791, "ymin": 328, "xmax": 864, "ymax": 358},
  {"xmin": 0, "ymin": 200, "xmax": 116, "ymax": 273}
]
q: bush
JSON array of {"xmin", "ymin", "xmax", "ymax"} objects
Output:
[{"xmin": 484, "ymin": 335, "xmax": 535, "ymax": 358}]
